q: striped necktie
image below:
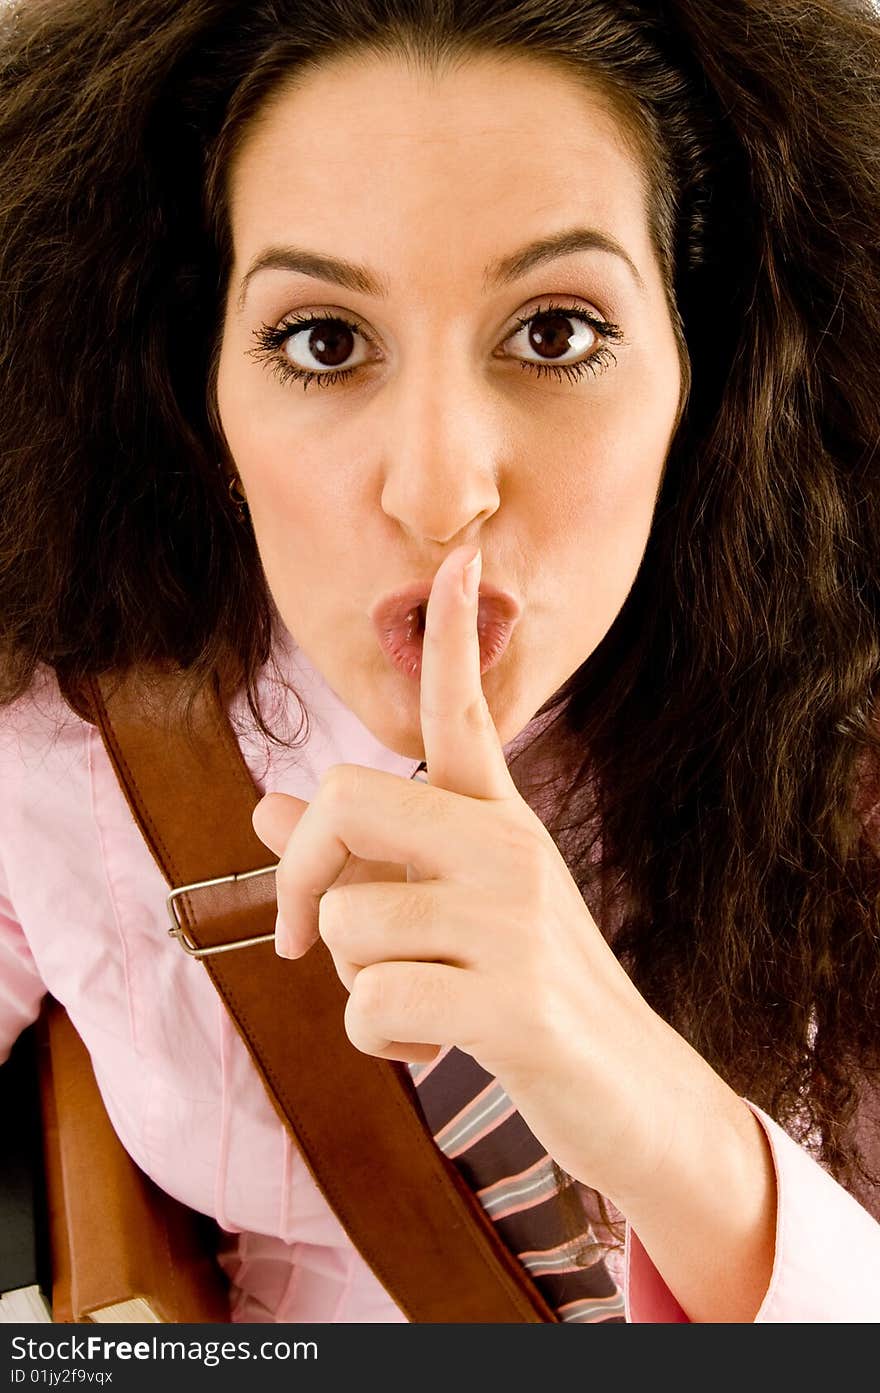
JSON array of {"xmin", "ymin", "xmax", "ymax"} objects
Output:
[{"xmin": 406, "ymin": 762, "xmax": 625, "ymax": 1323}]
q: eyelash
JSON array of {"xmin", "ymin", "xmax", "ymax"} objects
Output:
[{"xmin": 248, "ymin": 299, "xmax": 624, "ymax": 392}]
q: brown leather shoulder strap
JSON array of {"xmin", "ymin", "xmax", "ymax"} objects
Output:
[{"xmin": 78, "ymin": 664, "xmax": 558, "ymax": 1324}]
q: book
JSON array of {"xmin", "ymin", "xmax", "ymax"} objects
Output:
[
  {"xmin": 0, "ymin": 1025, "xmax": 53, "ymax": 1323},
  {"xmin": 0, "ymin": 1286, "xmax": 52, "ymax": 1322},
  {"xmin": 36, "ymin": 997, "xmax": 230, "ymax": 1323}
]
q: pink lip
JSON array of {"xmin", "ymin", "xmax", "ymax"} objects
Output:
[{"xmin": 370, "ymin": 578, "xmax": 522, "ymax": 681}]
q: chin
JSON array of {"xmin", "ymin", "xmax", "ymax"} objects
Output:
[
  {"xmin": 347, "ymin": 649, "xmax": 531, "ymax": 759},
  {"xmin": 339, "ymin": 673, "xmax": 421, "ymax": 759},
  {"xmin": 363, "ymin": 706, "xmax": 427, "ymax": 761},
  {"xmin": 384, "ymin": 730, "xmax": 427, "ymax": 761}
]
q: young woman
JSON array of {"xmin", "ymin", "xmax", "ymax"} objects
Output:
[{"xmin": 1, "ymin": 0, "xmax": 878, "ymax": 1323}]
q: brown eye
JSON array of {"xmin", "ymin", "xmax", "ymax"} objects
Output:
[
  {"xmin": 506, "ymin": 308, "xmax": 598, "ymax": 366},
  {"xmin": 284, "ymin": 317, "xmax": 370, "ymax": 373},
  {"xmin": 304, "ymin": 320, "xmax": 353, "ymax": 367},
  {"xmin": 250, "ymin": 301, "xmax": 623, "ymax": 392},
  {"xmin": 532, "ymin": 311, "xmax": 592, "ymax": 358}
]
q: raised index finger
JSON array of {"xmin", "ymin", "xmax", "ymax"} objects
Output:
[{"xmin": 418, "ymin": 545, "xmax": 518, "ymax": 800}]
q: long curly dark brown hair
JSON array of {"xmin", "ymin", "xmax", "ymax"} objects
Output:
[{"xmin": 2, "ymin": 0, "xmax": 879, "ymax": 1261}]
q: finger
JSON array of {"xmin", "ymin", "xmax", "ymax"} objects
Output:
[
  {"xmin": 343, "ymin": 960, "xmax": 481, "ymax": 1060},
  {"xmin": 251, "ymin": 790, "xmax": 309, "ymax": 858},
  {"xmin": 253, "ymin": 791, "xmax": 409, "ymax": 888},
  {"xmin": 254, "ymin": 787, "xmax": 407, "ymax": 958},
  {"xmin": 317, "ymin": 879, "xmax": 476, "ymax": 975},
  {"xmin": 419, "ymin": 545, "xmax": 519, "ymax": 800},
  {"xmin": 272, "ymin": 764, "xmax": 504, "ymax": 956},
  {"xmin": 360, "ymin": 1039, "xmax": 443, "ymax": 1066}
]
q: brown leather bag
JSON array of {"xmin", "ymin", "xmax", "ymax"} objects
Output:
[
  {"xmin": 72, "ymin": 662, "xmax": 558, "ymax": 1324},
  {"xmin": 37, "ymin": 996, "xmax": 231, "ymax": 1323}
]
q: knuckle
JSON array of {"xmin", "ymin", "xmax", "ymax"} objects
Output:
[
  {"xmin": 399, "ymin": 886, "xmax": 433, "ymax": 931},
  {"xmin": 344, "ymin": 986, "xmax": 381, "ymax": 1055},
  {"xmin": 401, "ymin": 778, "xmax": 453, "ymax": 837},
  {"xmin": 420, "ymin": 696, "xmax": 491, "ymax": 734},
  {"xmin": 273, "ymin": 860, "xmax": 296, "ymax": 906},
  {"xmin": 318, "ymin": 762, "xmax": 357, "ymax": 808},
  {"xmin": 351, "ymin": 962, "xmax": 386, "ymax": 1017},
  {"xmin": 499, "ymin": 814, "xmax": 547, "ymax": 864},
  {"xmin": 404, "ymin": 968, "xmax": 435, "ymax": 1019},
  {"xmin": 317, "ymin": 886, "xmax": 348, "ymax": 947},
  {"xmin": 461, "ymin": 696, "xmax": 493, "ymax": 737},
  {"xmin": 502, "ymin": 816, "xmax": 536, "ymax": 853}
]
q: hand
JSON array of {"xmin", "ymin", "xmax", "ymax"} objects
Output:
[{"xmin": 252, "ymin": 545, "xmax": 717, "ymax": 1203}]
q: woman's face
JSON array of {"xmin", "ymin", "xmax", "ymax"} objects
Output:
[{"xmin": 215, "ymin": 52, "xmax": 683, "ymax": 759}]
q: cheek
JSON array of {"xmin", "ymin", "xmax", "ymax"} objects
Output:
[
  {"xmin": 220, "ymin": 401, "xmax": 361, "ymax": 553},
  {"xmin": 252, "ymin": 463, "xmax": 365, "ymax": 627},
  {"xmin": 565, "ymin": 351, "xmax": 677, "ymax": 530},
  {"xmin": 540, "ymin": 414, "xmax": 665, "ymax": 544},
  {"xmin": 531, "ymin": 382, "xmax": 673, "ymax": 632},
  {"xmin": 217, "ymin": 353, "xmax": 326, "ymax": 510}
]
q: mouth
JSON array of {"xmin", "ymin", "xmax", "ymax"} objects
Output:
[{"xmin": 370, "ymin": 581, "xmax": 522, "ymax": 681}]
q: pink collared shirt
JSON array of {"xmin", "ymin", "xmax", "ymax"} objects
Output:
[{"xmin": 1, "ymin": 634, "xmax": 878, "ymax": 1322}]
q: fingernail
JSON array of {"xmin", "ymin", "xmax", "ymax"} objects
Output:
[
  {"xmin": 275, "ymin": 909, "xmax": 295, "ymax": 959},
  {"xmin": 462, "ymin": 548, "xmax": 482, "ymax": 603}
]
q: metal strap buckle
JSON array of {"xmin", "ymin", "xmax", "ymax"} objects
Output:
[{"xmin": 166, "ymin": 863, "xmax": 279, "ymax": 958}]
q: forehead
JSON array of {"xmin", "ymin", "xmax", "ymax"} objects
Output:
[{"xmin": 225, "ymin": 51, "xmax": 653, "ymax": 295}]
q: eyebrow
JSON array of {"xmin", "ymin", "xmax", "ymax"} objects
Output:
[{"xmin": 236, "ymin": 225, "xmax": 645, "ymax": 312}]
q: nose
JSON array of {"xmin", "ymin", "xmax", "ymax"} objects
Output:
[{"xmin": 378, "ymin": 359, "xmax": 502, "ymax": 546}]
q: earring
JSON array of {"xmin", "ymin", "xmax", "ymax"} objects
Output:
[{"xmin": 227, "ymin": 472, "xmax": 249, "ymax": 522}]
